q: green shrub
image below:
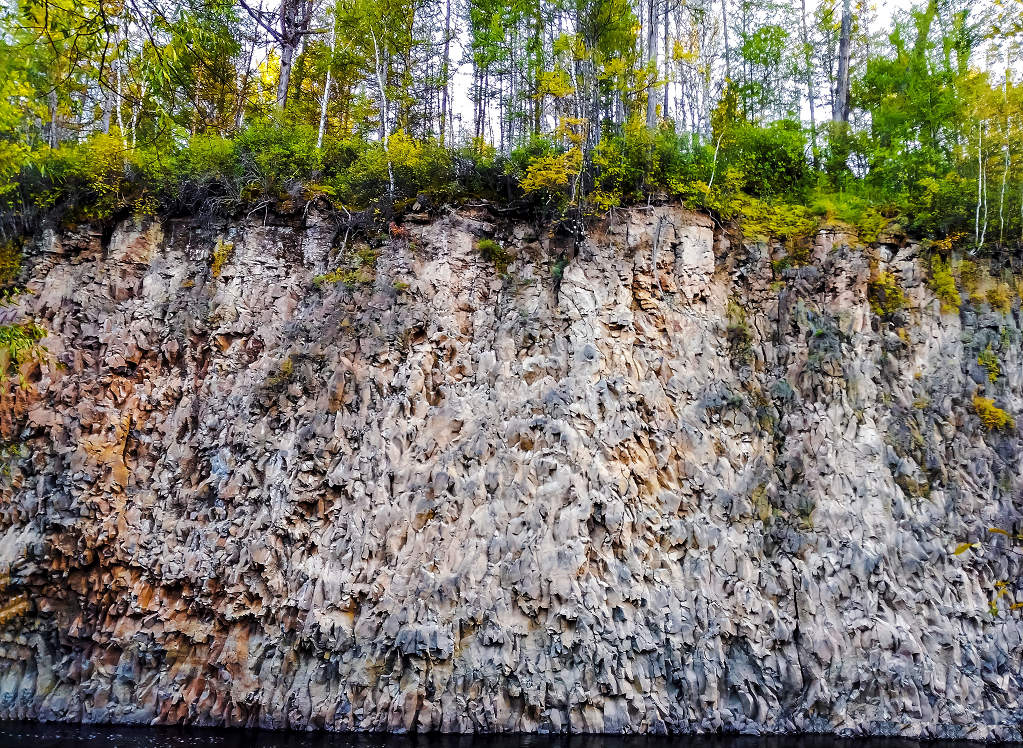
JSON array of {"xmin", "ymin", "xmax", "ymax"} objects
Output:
[
  {"xmin": 987, "ymin": 282, "xmax": 1013, "ymax": 314},
  {"xmin": 589, "ymin": 121, "xmax": 712, "ymax": 211},
  {"xmin": 235, "ymin": 116, "xmax": 321, "ymax": 198},
  {"xmin": 868, "ymin": 270, "xmax": 906, "ymax": 317},
  {"xmin": 520, "ymin": 148, "xmax": 582, "ymax": 207},
  {"xmin": 167, "ymin": 135, "xmax": 238, "ymax": 207},
  {"xmin": 33, "ymin": 133, "xmax": 159, "ymax": 221},
  {"xmin": 0, "ymin": 241, "xmax": 21, "ymax": 288},
  {"xmin": 718, "ymin": 120, "xmax": 810, "ymax": 199},
  {"xmin": 978, "ymin": 346, "xmax": 1000, "ymax": 382},
  {"xmin": 956, "ymin": 259, "xmax": 980, "ymax": 295},
  {"xmin": 476, "ymin": 239, "xmax": 512, "ymax": 274},
  {"xmin": 0, "ymin": 322, "xmax": 47, "ymax": 383},
  {"xmin": 314, "ymin": 244, "xmax": 379, "ymax": 287},
  {"xmin": 928, "ymin": 256, "xmax": 960, "ymax": 312},
  {"xmin": 327, "ymin": 132, "xmax": 453, "ymax": 207},
  {"xmin": 725, "ymin": 193, "xmax": 817, "ymax": 255},
  {"xmin": 452, "ymin": 138, "xmax": 505, "ymax": 198},
  {"xmin": 807, "ymin": 190, "xmax": 890, "ymax": 242},
  {"xmin": 506, "ymin": 135, "xmax": 558, "ymax": 181}
]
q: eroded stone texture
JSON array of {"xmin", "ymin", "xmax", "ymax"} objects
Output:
[{"xmin": 0, "ymin": 206, "xmax": 1020, "ymax": 737}]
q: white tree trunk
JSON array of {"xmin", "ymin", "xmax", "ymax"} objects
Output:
[
  {"xmin": 371, "ymin": 28, "xmax": 395, "ymax": 198},
  {"xmin": 317, "ymin": 22, "xmax": 337, "ymax": 150}
]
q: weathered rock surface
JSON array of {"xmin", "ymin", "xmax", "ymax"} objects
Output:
[{"xmin": 0, "ymin": 205, "xmax": 1020, "ymax": 737}]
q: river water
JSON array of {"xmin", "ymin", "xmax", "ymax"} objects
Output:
[{"xmin": 0, "ymin": 725, "xmax": 1002, "ymax": 748}]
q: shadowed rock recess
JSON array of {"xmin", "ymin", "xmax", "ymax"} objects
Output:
[{"xmin": 0, "ymin": 205, "xmax": 1021, "ymax": 738}]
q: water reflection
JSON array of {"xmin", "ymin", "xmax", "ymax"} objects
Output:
[{"xmin": 0, "ymin": 725, "xmax": 995, "ymax": 748}]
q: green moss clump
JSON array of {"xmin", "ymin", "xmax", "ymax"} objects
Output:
[
  {"xmin": 868, "ymin": 270, "xmax": 906, "ymax": 318},
  {"xmin": 928, "ymin": 257, "xmax": 960, "ymax": 312},
  {"xmin": 977, "ymin": 346, "xmax": 1000, "ymax": 383},
  {"xmin": 973, "ymin": 395, "xmax": 1015, "ymax": 432},
  {"xmin": 314, "ymin": 244, "xmax": 379, "ymax": 288},
  {"xmin": 987, "ymin": 283, "xmax": 1012, "ymax": 314},
  {"xmin": 728, "ymin": 193, "xmax": 817, "ymax": 258},
  {"xmin": 476, "ymin": 239, "xmax": 512, "ymax": 274},
  {"xmin": 314, "ymin": 267, "xmax": 372, "ymax": 287}
]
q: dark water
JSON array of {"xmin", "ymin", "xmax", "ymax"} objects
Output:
[{"xmin": 0, "ymin": 725, "xmax": 1000, "ymax": 748}]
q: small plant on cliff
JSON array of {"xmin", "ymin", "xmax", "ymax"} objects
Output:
[
  {"xmin": 0, "ymin": 240, "xmax": 21, "ymax": 288},
  {"xmin": 0, "ymin": 569, "xmax": 29, "ymax": 625},
  {"xmin": 315, "ymin": 267, "xmax": 372, "ymax": 287},
  {"xmin": 314, "ymin": 245, "xmax": 380, "ymax": 288},
  {"xmin": 551, "ymin": 255, "xmax": 569, "ymax": 284},
  {"xmin": 973, "ymin": 395, "xmax": 1015, "ymax": 432},
  {"xmin": 928, "ymin": 257, "xmax": 960, "ymax": 312},
  {"xmin": 0, "ymin": 322, "xmax": 47, "ymax": 385},
  {"xmin": 978, "ymin": 346, "xmax": 1000, "ymax": 383},
  {"xmin": 266, "ymin": 356, "xmax": 295, "ymax": 388},
  {"xmin": 868, "ymin": 270, "xmax": 906, "ymax": 318},
  {"xmin": 987, "ymin": 282, "xmax": 1013, "ymax": 314},
  {"xmin": 956, "ymin": 259, "xmax": 980, "ymax": 296},
  {"xmin": 211, "ymin": 238, "xmax": 234, "ymax": 278},
  {"xmin": 725, "ymin": 299, "xmax": 753, "ymax": 364},
  {"xmin": 476, "ymin": 239, "xmax": 512, "ymax": 274}
]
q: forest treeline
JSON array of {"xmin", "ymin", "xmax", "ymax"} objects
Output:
[{"xmin": 2, "ymin": 0, "xmax": 1023, "ymax": 258}]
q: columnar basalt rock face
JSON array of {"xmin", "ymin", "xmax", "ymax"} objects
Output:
[{"xmin": 0, "ymin": 206, "xmax": 1020, "ymax": 738}]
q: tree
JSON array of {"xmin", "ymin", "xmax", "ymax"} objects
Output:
[
  {"xmin": 238, "ymin": 0, "xmax": 323, "ymax": 109},
  {"xmin": 833, "ymin": 0, "xmax": 852, "ymax": 122}
]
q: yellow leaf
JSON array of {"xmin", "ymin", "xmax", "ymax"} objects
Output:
[
  {"xmin": 953, "ymin": 542, "xmax": 974, "ymax": 555},
  {"xmin": 988, "ymin": 527, "xmax": 1010, "ymax": 535}
]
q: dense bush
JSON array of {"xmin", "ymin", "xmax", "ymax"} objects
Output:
[
  {"xmin": 234, "ymin": 116, "xmax": 321, "ymax": 198},
  {"xmin": 2, "ymin": 109, "xmax": 1021, "ymax": 263},
  {"xmin": 328, "ymin": 132, "xmax": 454, "ymax": 207},
  {"xmin": 718, "ymin": 120, "xmax": 810, "ymax": 199}
]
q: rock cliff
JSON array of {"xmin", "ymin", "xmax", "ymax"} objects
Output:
[{"xmin": 0, "ymin": 205, "xmax": 1020, "ymax": 738}]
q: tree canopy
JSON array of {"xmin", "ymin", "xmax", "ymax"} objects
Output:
[{"xmin": 2, "ymin": 0, "xmax": 1023, "ymax": 256}]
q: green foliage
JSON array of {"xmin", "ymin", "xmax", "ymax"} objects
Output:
[
  {"xmin": 0, "ymin": 322, "xmax": 47, "ymax": 383},
  {"xmin": 591, "ymin": 121, "xmax": 712, "ymax": 211},
  {"xmin": 977, "ymin": 346, "xmax": 1000, "ymax": 383},
  {"xmin": 476, "ymin": 238, "xmax": 512, "ymax": 273},
  {"xmin": 0, "ymin": 241, "xmax": 22, "ymax": 288},
  {"xmin": 718, "ymin": 121, "xmax": 810, "ymax": 199},
  {"xmin": 235, "ymin": 117, "xmax": 321, "ymax": 198},
  {"xmin": 973, "ymin": 395, "xmax": 1015, "ymax": 432},
  {"xmin": 30, "ymin": 133, "xmax": 155, "ymax": 221},
  {"xmin": 807, "ymin": 191, "xmax": 890, "ymax": 242},
  {"xmin": 314, "ymin": 244, "xmax": 379, "ymax": 287},
  {"xmin": 725, "ymin": 193, "xmax": 818, "ymax": 253},
  {"xmin": 928, "ymin": 256, "xmax": 961, "ymax": 312},
  {"xmin": 329, "ymin": 133, "xmax": 453, "ymax": 207},
  {"xmin": 868, "ymin": 270, "xmax": 907, "ymax": 318},
  {"xmin": 520, "ymin": 148, "xmax": 582, "ymax": 207},
  {"xmin": 987, "ymin": 283, "xmax": 1013, "ymax": 314},
  {"xmin": 169, "ymin": 135, "xmax": 238, "ymax": 197}
]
